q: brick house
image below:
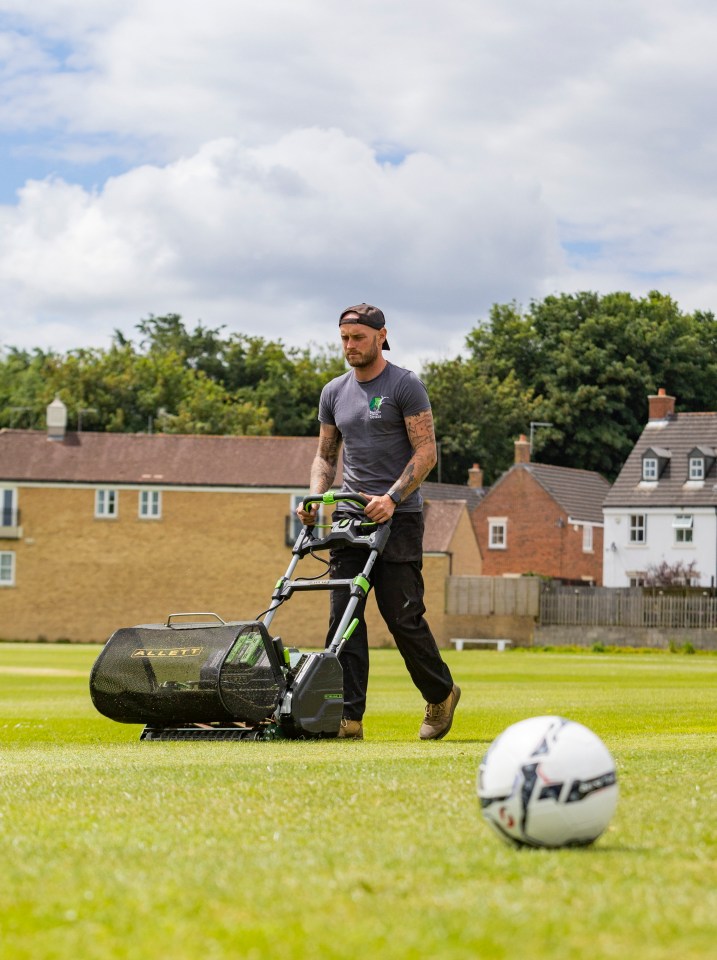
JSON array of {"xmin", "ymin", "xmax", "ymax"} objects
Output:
[
  {"xmin": 471, "ymin": 437, "xmax": 610, "ymax": 584},
  {"xmin": 603, "ymin": 390, "xmax": 717, "ymax": 588},
  {"xmin": 0, "ymin": 414, "xmax": 481, "ymax": 644}
]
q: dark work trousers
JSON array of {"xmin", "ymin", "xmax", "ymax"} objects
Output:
[{"xmin": 326, "ymin": 511, "xmax": 455, "ymax": 721}]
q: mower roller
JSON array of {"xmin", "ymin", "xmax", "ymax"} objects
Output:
[{"xmin": 89, "ymin": 492, "xmax": 390, "ymax": 740}]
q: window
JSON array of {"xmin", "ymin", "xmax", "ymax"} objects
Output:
[
  {"xmin": 287, "ymin": 494, "xmax": 305, "ymax": 545},
  {"xmin": 582, "ymin": 524, "xmax": 593, "ymax": 553},
  {"xmin": 489, "ymin": 519, "xmax": 507, "ymax": 549},
  {"xmin": 673, "ymin": 514, "xmax": 694, "ymax": 544},
  {"xmin": 629, "ymin": 514, "xmax": 646, "ymax": 543},
  {"xmin": 642, "ymin": 458, "xmax": 658, "ymax": 481},
  {"xmin": 1, "ymin": 488, "xmax": 17, "ymax": 527},
  {"xmin": 688, "ymin": 457, "xmax": 705, "ymax": 480},
  {"xmin": 641, "ymin": 447, "xmax": 670, "ymax": 480},
  {"xmin": 0, "ymin": 551, "xmax": 15, "ymax": 586},
  {"xmin": 139, "ymin": 490, "xmax": 161, "ymax": 519},
  {"xmin": 286, "ymin": 494, "xmax": 328, "ymax": 545},
  {"xmin": 687, "ymin": 447, "xmax": 715, "ymax": 480},
  {"xmin": 95, "ymin": 489, "xmax": 118, "ymax": 518}
]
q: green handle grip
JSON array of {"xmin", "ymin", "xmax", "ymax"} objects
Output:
[{"xmin": 302, "ymin": 491, "xmax": 370, "ymax": 512}]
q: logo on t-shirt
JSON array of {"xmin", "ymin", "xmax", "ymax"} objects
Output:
[{"xmin": 369, "ymin": 396, "xmax": 389, "ymax": 419}]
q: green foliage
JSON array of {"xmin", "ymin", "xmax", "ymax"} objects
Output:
[
  {"xmin": 0, "ymin": 315, "xmax": 344, "ymax": 437},
  {"xmin": 5, "ymin": 293, "xmax": 717, "ymax": 479},
  {"xmin": 423, "ymin": 356, "xmax": 538, "ymax": 483},
  {"xmin": 425, "ymin": 290, "xmax": 717, "ymax": 483}
]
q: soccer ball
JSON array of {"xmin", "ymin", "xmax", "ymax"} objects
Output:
[{"xmin": 477, "ymin": 715, "xmax": 618, "ymax": 848}]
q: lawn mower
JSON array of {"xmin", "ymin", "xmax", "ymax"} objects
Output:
[{"xmin": 89, "ymin": 492, "xmax": 390, "ymax": 740}]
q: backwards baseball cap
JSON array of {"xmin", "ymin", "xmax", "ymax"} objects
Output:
[{"xmin": 339, "ymin": 303, "xmax": 390, "ymax": 350}]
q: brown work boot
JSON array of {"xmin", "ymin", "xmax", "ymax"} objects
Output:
[
  {"xmin": 419, "ymin": 685, "xmax": 461, "ymax": 740},
  {"xmin": 338, "ymin": 718, "xmax": 364, "ymax": 740}
]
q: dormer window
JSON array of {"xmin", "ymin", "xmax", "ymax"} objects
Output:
[
  {"xmin": 642, "ymin": 457, "xmax": 658, "ymax": 481},
  {"xmin": 687, "ymin": 446, "xmax": 715, "ymax": 482},
  {"xmin": 689, "ymin": 457, "xmax": 704, "ymax": 480},
  {"xmin": 641, "ymin": 447, "xmax": 671, "ymax": 481}
]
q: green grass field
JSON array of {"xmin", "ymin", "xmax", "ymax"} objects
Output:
[{"xmin": 1, "ymin": 643, "xmax": 716, "ymax": 960}]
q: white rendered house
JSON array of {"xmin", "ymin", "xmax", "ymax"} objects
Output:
[{"xmin": 603, "ymin": 390, "xmax": 717, "ymax": 588}]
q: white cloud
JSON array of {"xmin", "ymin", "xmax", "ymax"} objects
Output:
[
  {"xmin": 0, "ymin": 129, "xmax": 560, "ymax": 368},
  {"xmin": 0, "ymin": 0, "xmax": 716, "ymax": 367}
]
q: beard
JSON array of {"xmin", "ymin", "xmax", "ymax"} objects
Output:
[{"xmin": 345, "ymin": 338, "xmax": 380, "ymax": 368}]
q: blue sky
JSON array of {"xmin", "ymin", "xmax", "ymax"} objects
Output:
[{"xmin": 1, "ymin": 0, "xmax": 716, "ymax": 371}]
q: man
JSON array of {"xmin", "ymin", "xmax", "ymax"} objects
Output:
[{"xmin": 296, "ymin": 303, "xmax": 460, "ymax": 741}]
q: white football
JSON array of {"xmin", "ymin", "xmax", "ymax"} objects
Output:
[{"xmin": 477, "ymin": 715, "xmax": 618, "ymax": 848}]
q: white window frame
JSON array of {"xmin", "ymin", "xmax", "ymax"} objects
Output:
[
  {"xmin": 629, "ymin": 514, "xmax": 646, "ymax": 544},
  {"xmin": 582, "ymin": 524, "xmax": 593, "ymax": 553},
  {"xmin": 688, "ymin": 457, "xmax": 705, "ymax": 480},
  {"xmin": 673, "ymin": 514, "xmax": 694, "ymax": 544},
  {"xmin": 0, "ymin": 551, "xmax": 15, "ymax": 586},
  {"xmin": 139, "ymin": 489, "xmax": 162, "ymax": 519},
  {"xmin": 488, "ymin": 518, "xmax": 507, "ymax": 550},
  {"xmin": 95, "ymin": 488, "xmax": 118, "ymax": 518},
  {"xmin": 642, "ymin": 458, "xmax": 658, "ymax": 481}
]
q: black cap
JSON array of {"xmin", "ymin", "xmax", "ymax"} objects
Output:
[{"xmin": 339, "ymin": 303, "xmax": 390, "ymax": 350}]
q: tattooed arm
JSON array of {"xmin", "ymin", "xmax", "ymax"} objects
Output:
[
  {"xmin": 391, "ymin": 408, "xmax": 438, "ymax": 501},
  {"xmin": 361, "ymin": 408, "xmax": 438, "ymax": 523},
  {"xmin": 296, "ymin": 423, "xmax": 343, "ymax": 524}
]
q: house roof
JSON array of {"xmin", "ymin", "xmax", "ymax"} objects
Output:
[
  {"xmin": 0, "ymin": 428, "xmax": 465, "ymax": 552},
  {"xmin": 422, "ymin": 480, "xmax": 484, "ymax": 514},
  {"xmin": 604, "ymin": 412, "xmax": 717, "ymax": 507},
  {"xmin": 0, "ymin": 430, "xmax": 491, "ymax": 504},
  {"xmin": 0, "ymin": 429, "xmax": 335, "ymax": 488},
  {"xmin": 422, "ymin": 500, "xmax": 468, "ymax": 552},
  {"xmin": 487, "ymin": 462, "xmax": 611, "ymax": 524}
]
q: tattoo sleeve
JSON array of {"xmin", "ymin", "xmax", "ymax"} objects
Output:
[
  {"xmin": 309, "ymin": 426, "xmax": 342, "ymax": 494},
  {"xmin": 390, "ymin": 409, "xmax": 438, "ymax": 502}
]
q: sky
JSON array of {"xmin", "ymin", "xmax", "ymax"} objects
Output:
[{"xmin": 0, "ymin": 0, "xmax": 716, "ymax": 373}]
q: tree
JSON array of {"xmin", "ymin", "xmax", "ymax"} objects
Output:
[
  {"xmin": 644, "ymin": 560, "xmax": 701, "ymax": 587},
  {"xmin": 0, "ymin": 314, "xmax": 342, "ymax": 437},
  {"xmin": 422, "ymin": 356, "xmax": 538, "ymax": 484},
  {"xmin": 134, "ymin": 315, "xmax": 344, "ymax": 434},
  {"xmin": 430, "ymin": 291, "xmax": 717, "ymax": 482}
]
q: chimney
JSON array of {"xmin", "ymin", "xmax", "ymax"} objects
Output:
[
  {"xmin": 468, "ymin": 463, "xmax": 484, "ymax": 488},
  {"xmin": 47, "ymin": 396, "xmax": 68, "ymax": 441},
  {"xmin": 648, "ymin": 388, "xmax": 675, "ymax": 422},
  {"xmin": 514, "ymin": 434, "xmax": 530, "ymax": 464}
]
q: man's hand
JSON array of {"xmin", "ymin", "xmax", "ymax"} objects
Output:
[
  {"xmin": 296, "ymin": 501, "xmax": 320, "ymax": 526},
  {"xmin": 360, "ymin": 492, "xmax": 396, "ymax": 524}
]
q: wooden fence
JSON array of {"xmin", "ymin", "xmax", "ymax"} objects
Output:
[
  {"xmin": 446, "ymin": 576, "xmax": 541, "ymax": 617},
  {"xmin": 445, "ymin": 578, "xmax": 717, "ymax": 631},
  {"xmin": 539, "ymin": 585, "xmax": 717, "ymax": 629}
]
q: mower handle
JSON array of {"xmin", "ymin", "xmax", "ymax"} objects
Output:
[
  {"xmin": 165, "ymin": 612, "xmax": 227, "ymax": 626},
  {"xmin": 302, "ymin": 491, "xmax": 370, "ymax": 512}
]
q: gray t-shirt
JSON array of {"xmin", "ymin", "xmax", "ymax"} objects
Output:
[{"xmin": 318, "ymin": 361, "xmax": 431, "ymax": 512}]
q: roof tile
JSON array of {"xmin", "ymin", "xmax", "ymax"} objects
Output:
[
  {"xmin": 0, "ymin": 429, "xmax": 333, "ymax": 488},
  {"xmin": 604, "ymin": 413, "xmax": 717, "ymax": 507}
]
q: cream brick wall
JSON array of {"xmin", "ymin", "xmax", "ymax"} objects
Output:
[
  {"xmin": 0, "ymin": 485, "xmax": 454, "ymax": 647},
  {"xmin": 448, "ymin": 509, "xmax": 483, "ymax": 576}
]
